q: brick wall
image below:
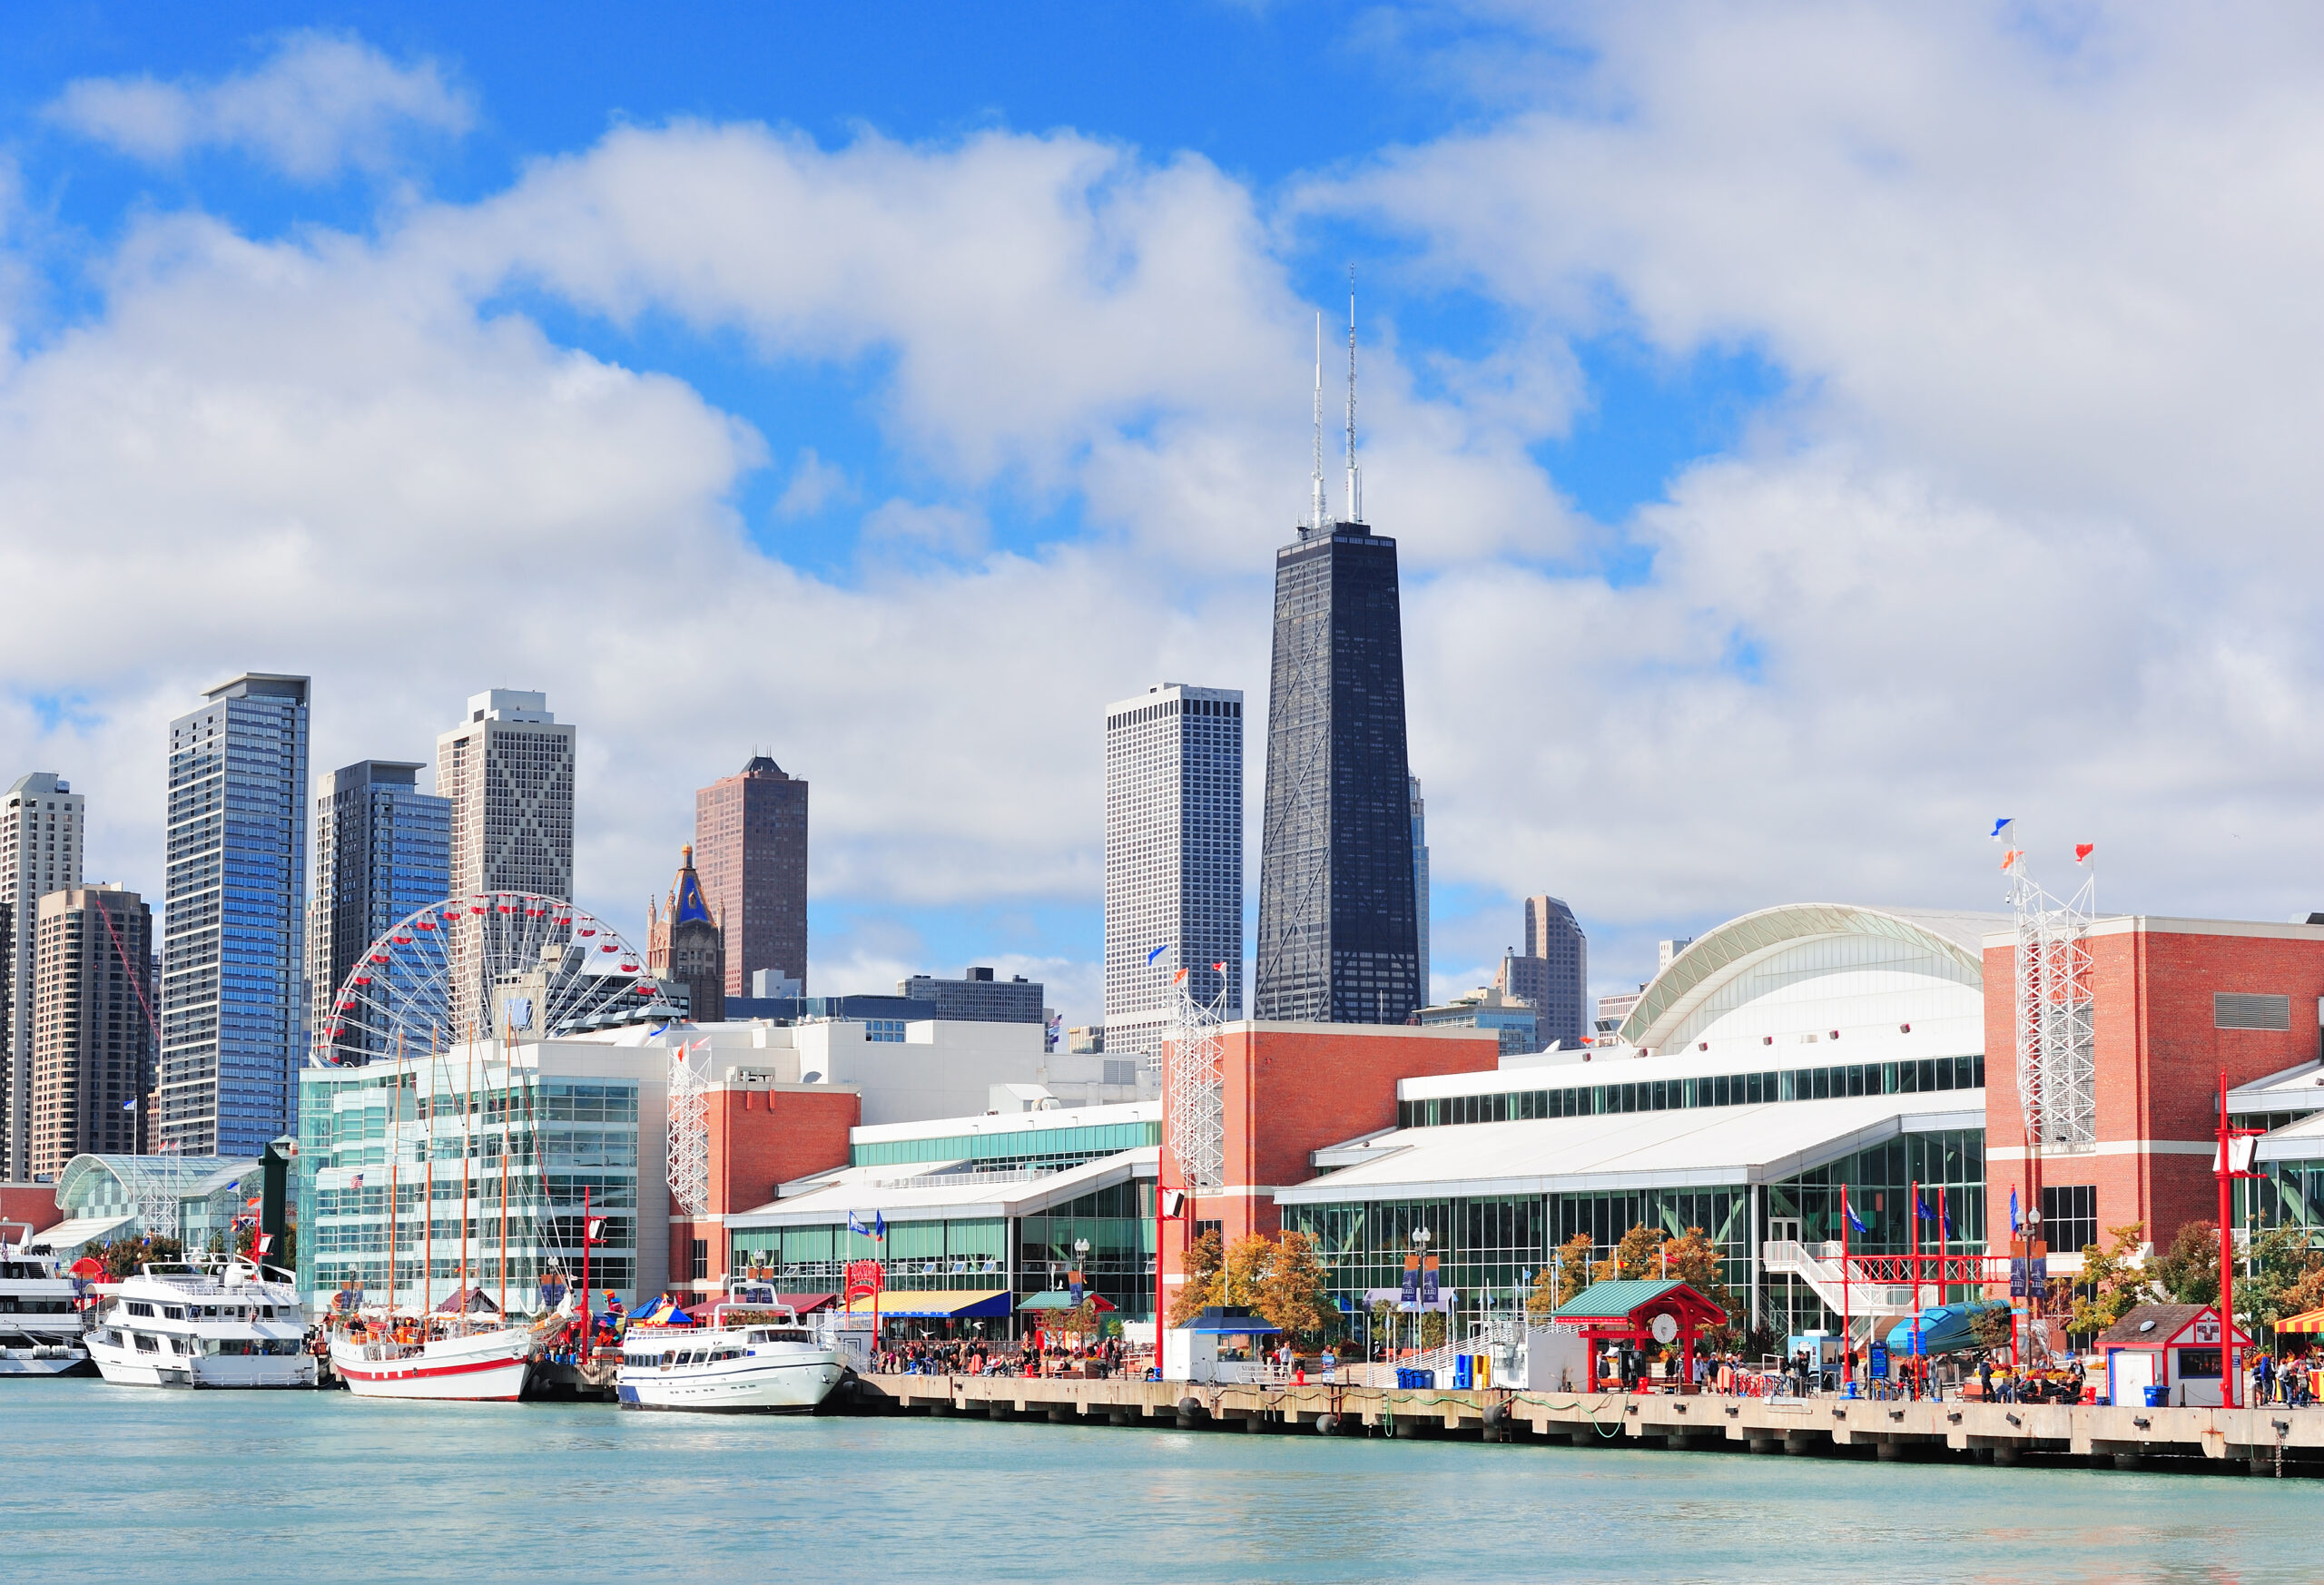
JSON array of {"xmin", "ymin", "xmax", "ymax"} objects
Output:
[
  {"xmin": 1161, "ymin": 1023, "xmax": 1498, "ymax": 1295},
  {"xmin": 1984, "ymin": 922, "xmax": 2324, "ymax": 1255},
  {"xmin": 667, "ymin": 1084, "xmax": 860, "ymax": 1289}
]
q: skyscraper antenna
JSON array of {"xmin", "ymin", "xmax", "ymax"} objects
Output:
[
  {"xmin": 1345, "ymin": 266, "xmax": 1362, "ymax": 525},
  {"xmin": 1309, "ymin": 312, "xmax": 1328, "ymax": 534}
]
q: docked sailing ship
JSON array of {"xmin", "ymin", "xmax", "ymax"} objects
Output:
[
  {"xmin": 615, "ymin": 1278, "xmax": 845, "ymax": 1413},
  {"xmin": 86, "ymin": 1255, "xmax": 313, "ymax": 1388},
  {"xmin": 326, "ymin": 1290, "xmax": 565, "ymax": 1402}
]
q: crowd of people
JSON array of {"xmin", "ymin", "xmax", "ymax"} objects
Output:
[{"xmin": 874, "ymin": 1334, "xmax": 1133, "ymax": 1378}]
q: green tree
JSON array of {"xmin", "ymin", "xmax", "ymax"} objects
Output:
[
  {"xmin": 2069, "ymin": 1222, "xmax": 2151, "ymax": 1340},
  {"xmin": 1167, "ymin": 1229, "xmax": 1223, "ymax": 1327},
  {"xmin": 2240, "ymin": 1224, "xmax": 2324, "ymax": 1336},
  {"xmin": 1418, "ymin": 1310, "xmax": 1447, "ymax": 1351},
  {"xmin": 2150, "ymin": 1219, "xmax": 2221, "ymax": 1307},
  {"xmin": 1059, "ymin": 1296, "xmax": 1104, "ymax": 1339},
  {"xmin": 1968, "ymin": 1303, "xmax": 2014, "ymax": 1356},
  {"xmin": 96, "ymin": 1234, "xmax": 182, "ymax": 1279}
]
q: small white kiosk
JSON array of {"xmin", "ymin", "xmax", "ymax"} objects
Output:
[{"xmin": 2100, "ymin": 1303, "xmax": 2250, "ymax": 1408}]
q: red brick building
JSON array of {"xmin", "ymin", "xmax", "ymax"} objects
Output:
[
  {"xmin": 668, "ymin": 1079, "xmax": 859, "ymax": 1295},
  {"xmin": 1983, "ymin": 917, "xmax": 2324, "ymax": 1261},
  {"xmin": 1159, "ymin": 1021, "xmax": 1498, "ymax": 1309}
]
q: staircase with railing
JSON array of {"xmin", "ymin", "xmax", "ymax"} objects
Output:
[{"xmin": 1760, "ymin": 1239, "xmax": 1919, "ymax": 1345}]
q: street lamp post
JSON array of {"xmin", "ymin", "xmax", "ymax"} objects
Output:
[{"xmin": 1413, "ymin": 1227, "xmax": 1432, "ymax": 1358}]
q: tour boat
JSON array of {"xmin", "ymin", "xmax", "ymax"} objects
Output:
[
  {"xmin": 86, "ymin": 1256, "xmax": 314, "ymax": 1388},
  {"xmin": 616, "ymin": 1280, "xmax": 844, "ymax": 1413},
  {"xmin": 0, "ymin": 1232, "xmax": 90, "ymax": 1376},
  {"xmin": 328, "ymin": 1304, "xmax": 550, "ymax": 1402}
]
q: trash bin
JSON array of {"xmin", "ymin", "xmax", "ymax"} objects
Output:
[
  {"xmin": 2143, "ymin": 1385, "xmax": 2168, "ymax": 1408},
  {"xmin": 1453, "ymin": 1355, "xmax": 1473, "ymax": 1390}
]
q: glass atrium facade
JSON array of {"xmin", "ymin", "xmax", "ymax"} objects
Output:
[{"xmin": 295, "ymin": 1058, "xmax": 642, "ymax": 1311}]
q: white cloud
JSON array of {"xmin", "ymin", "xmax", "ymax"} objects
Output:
[
  {"xmin": 15, "ymin": 17, "xmax": 2324, "ymax": 1031},
  {"xmin": 773, "ymin": 448, "xmax": 855, "ymax": 518},
  {"xmin": 48, "ymin": 31, "xmax": 472, "ymax": 179}
]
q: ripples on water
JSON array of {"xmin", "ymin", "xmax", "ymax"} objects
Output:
[{"xmin": 5, "ymin": 1380, "xmax": 2311, "ymax": 1583}]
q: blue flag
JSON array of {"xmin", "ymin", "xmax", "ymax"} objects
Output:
[
  {"xmin": 1146, "ymin": 943, "xmax": 1168, "ymax": 966},
  {"xmin": 1915, "ymin": 1190, "xmax": 1931, "ymax": 1222},
  {"xmin": 1846, "ymin": 1202, "xmax": 1867, "ymax": 1236},
  {"xmin": 2008, "ymin": 1188, "xmax": 2021, "ymax": 1235},
  {"xmin": 1943, "ymin": 1205, "xmax": 1956, "ymax": 1239}
]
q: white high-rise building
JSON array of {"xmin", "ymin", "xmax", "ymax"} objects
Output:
[
  {"xmin": 1, "ymin": 773, "xmax": 83, "ymax": 1178},
  {"xmin": 436, "ymin": 690, "xmax": 576, "ymax": 901},
  {"xmin": 1102, "ymin": 683, "xmax": 1243, "ymax": 1063}
]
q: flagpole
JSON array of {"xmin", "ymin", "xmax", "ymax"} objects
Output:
[{"xmin": 1840, "ymin": 1183, "xmax": 1852, "ymax": 1391}]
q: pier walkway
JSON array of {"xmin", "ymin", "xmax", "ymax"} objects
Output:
[{"xmin": 857, "ymin": 1373, "xmax": 2324, "ymax": 1475}]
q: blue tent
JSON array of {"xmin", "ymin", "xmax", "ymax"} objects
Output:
[{"xmin": 1884, "ymin": 1299, "xmax": 2011, "ymax": 1356}]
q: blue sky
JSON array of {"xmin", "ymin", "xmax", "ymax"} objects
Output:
[{"xmin": 5, "ymin": 5, "xmax": 2320, "ymax": 1029}]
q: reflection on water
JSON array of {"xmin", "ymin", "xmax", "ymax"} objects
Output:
[{"xmin": 5, "ymin": 1380, "xmax": 2314, "ymax": 1583}]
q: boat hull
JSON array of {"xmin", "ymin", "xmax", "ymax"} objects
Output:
[
  {"xmin": 331, "ymin": 1327, "xmax": 535, "ymax": 1402},
  {"xmin": 87, "ymin": 1337, "xmax": 316, "ymax": 1389},
  {"xmin": 617, "ymin": 1354, "xmax": 842, "ymax": 1413},
  {"xmin": 0, "ymin": 1346, "xmax": 91, "ymax": 1376}
]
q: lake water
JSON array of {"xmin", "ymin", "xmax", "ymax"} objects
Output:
[{"xmin": 5, "ymin": 1378, "xmax": 2314, "ymax": 1582}]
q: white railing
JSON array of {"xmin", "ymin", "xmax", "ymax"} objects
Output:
[{"xmin": 1761, "ymin": 1240, "xmax": 1916, "ymax": 1341}]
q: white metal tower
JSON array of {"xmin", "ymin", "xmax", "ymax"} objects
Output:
[
  {"xmin": 665, "ymin": 1038, "xmax": 712, "ymax": 1217},
  {"xmin": 1999, "ymin": 828, "xmax": 2097, "ymax": 1153},
  {"xmin": 1152, "ymin": 953, "xmax": 1227, "ymax": 1195}
]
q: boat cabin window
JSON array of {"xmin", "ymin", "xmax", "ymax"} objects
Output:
[
  {"xmin": 126, "ymin": 1302, "xmax": 155, "ymax": 1318},
  {"xmin": 659, "ymin": 1351, "xmax": 676, "ymax": 1368},
  {"xmin": 162, "ymin": 1305, "xmax": 185, "ymax": 1321},
  {"xmin": 133, "ymin": 1334, "xmax": 158, "ymax": 1353}
]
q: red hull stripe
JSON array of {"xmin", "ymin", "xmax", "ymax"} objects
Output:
[{"xmin": 339, "ymin": 1353, "xmax": 527, "ymax": 1382}]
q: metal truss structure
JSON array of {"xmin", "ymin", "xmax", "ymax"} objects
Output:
[
  {"xmin": 666, "ymin": 1038, "xmax": 713, "ymax": 1217},
  {"xmin": 312, "ymin": 892, "xmax": 655, "ymax": 1066},
  {"xmin": 1156, "ymin": 955, "xmax": 1227, "ymax": 1195},
  {"xmin": 2006, "ymin": 846, "xmax": 2098, "ymax": 1154}
]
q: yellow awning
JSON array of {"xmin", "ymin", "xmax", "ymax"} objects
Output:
[
  {"xmin": 841, "ymin": 1288, "xmax": 1010, "ymax": 1320},
  {"xmin": 2276, "ymin": 1307, "xmax": 2324, "ymax": 1334}
]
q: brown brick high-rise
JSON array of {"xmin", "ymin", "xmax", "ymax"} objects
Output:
[
  {"xmin": 31, "ymin": 886, "xmax": 153, "ymax": 1178},
  {"xmin": 695, "ymin": 756, "xmax": 808, "ymax": 998}
]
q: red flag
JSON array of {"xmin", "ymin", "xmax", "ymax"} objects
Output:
[
  {"xmin": 1172, "ymin": 968, "xmax": 1187, "ymax": 983},
  {"xmin": 2073, "ymin": 842, "xmax": 2094, "ymax": 863},
  {"xmin": 2000, "ymin": 849, "xmax": 2023, "ymax": 871}
]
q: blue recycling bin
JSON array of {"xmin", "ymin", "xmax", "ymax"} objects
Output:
[
  {"xmin": 1453, "ymin": 1355, "xmax": 1474, "ymax": 1390},
  {"xmin": 2143, "ymin": 1385, "xmax": 2168, "ymax": 1408}
]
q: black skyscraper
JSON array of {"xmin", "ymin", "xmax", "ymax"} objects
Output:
[{"xmin": 1254, "ymin": 521, "xmax": 1421, "ymax": 1023}]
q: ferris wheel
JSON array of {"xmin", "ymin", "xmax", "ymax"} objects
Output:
[{"xmin": 313, "ymin": 891, "xmax": 661, "ymax": 1066}]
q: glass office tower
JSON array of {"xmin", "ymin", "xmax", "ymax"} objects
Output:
[{"xmin": 162, "ymin": 674, "xmax": 310, "ymax": 1155}]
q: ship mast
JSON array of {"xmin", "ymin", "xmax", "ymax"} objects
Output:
[
  {"xmin": 498, "ymin": 1020, "xmax": 511, "ymax": 1316},
  {"xmin": 461, "ymin": 1019, "xmax": 475, "ymax": 1313},
  {"xmin": 389, "ymin": 1029, "xmax": 402, "ymax": 1313}
]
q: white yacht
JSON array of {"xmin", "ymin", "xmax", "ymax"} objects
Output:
[
  {"xmin": 616, "ymin": 1279, "xmax": 844, "ymax": 1413},
  {"xmin": 0, "ymin": 1228, "xmax": 90, "ymax": 1376},
  {"xmin": 86, "ymin": 1256, "xmax": 315, "ymax": 1388}
]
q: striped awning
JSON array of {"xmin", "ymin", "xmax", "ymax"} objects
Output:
[{"xmin": 2277, "ymin": 1307, "xmax": 2324, "ymax": 1334}]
